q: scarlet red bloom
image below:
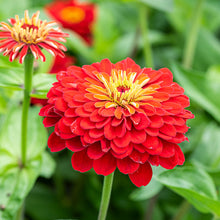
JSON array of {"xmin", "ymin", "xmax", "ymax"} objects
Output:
[
  {"xmin": 45, "ymin": 0, "xmax": 96, "ymax": 45},
  {"xmin": 0, "ymin": 10, "xmax": 69, "ymax": 63},
  {"xmin": 39, "ymin": 58, "xmax": 194, "ymax": 187}
]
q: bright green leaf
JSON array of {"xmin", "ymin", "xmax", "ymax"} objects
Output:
[
  {"xmin": 0, "ymin": 94, "xmax": 7, "ymax": 113},
  {"xmin": 40, "ymin": 152, "xmax": 56, "ymax": 178},
  {"xmin": 32, "ymin": 73, "xmax": 56, "ymax": 91},
  {"xmin": 171, "ymin": 63, "xmax": 220, "ymax": 123},
  {"xmin": 0, "ymin": 55, "xmax": 20, "ymax": 68},
  {"xmin": 207, "ymin": 65, "xmax": 220, "ymax": 84},
  {"xmin": 0, "ymin": 0, "xmax": 29, "ymax": 20},
  {"xmin": 156, "ymin": 166, "xmax": 220, "ymax": 216},
  {"xmin": 31, "ymin": 73, "xmax": 56, "ymax": 98},
  {"xmin": 0, "ymin": 66, "xmax": 24, "ymax": 90},
  {"xmin": 0, "ymin": 106, "xmax": 47, "ymax": 160}
]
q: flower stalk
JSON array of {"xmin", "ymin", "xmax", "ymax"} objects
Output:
[
  {"xmin": 98, "ymin": 172, "xmax": 114, "ymax": 220},
  {"xmin": 139, "ymin": 4, "xmax": 154, "ymax": 68},
  {"xmin": 182, "ymin": 0, "xmax": 204, "ymax": 68},
  {"xmin": 21, "ymin": 52, "xmax": 34, "ymax": 166}
]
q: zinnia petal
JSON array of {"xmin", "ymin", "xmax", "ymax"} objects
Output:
[
  {"xmin": 48, "ymin": 132, "xmax": 66, "ymax": 152},
  {"xmin": 71, "ymin": 149, "xmax": 93, "ymax": 172},
  {"xmin": 129, "ymin": 162, "xmax": 152, "ymax": 187},
  {"xmin": 93, "ymin": 153, "xmax": 116, "ymax": 175}
]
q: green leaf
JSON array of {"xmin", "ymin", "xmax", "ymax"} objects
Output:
[
  {"xmin": 0, "ymin": 66, "xmax": 24, "ymax": 90},
  {"xmin": 191, "ymin": 123, "xmax": 220, "ymax": 172},
  {"xmin": 0, "ymin": 94, "xmax": 7, "ymax": 113},
  {"xmin": 40, "ymin": 152, "xmax": 56, "ymax": 178},
  {"xmin": 0, "ymin": 161, "xmax": 41, "ymax": 220},
  {"xmin": 171, "ymin": 63, "xmax": 220, "ymax": 123},
  {"xmin": 207, "ymin": 65, "xmax": 220, "ymax": 84},
  {"xmin": 0, "ymin": 106, "xmax": 48, "ymax": 219},
  {"xmin": 156, "ymin": 166, "xmax": 220, "ymax": 216},
  {"xmin": 139, "ymin": 0, "xmax": 174, "ymax": 12},
  {"xmin": 0, "ymin": 0, "xmax": 29, "ymax": 20},
  {"xmin": 0, "ymin": 106, "xmax": 47, "ymax": 160},
  {"xmin": 0, "ymin": 55, "xmax": 20, "ymax": 68},
  {"xmin": 31, "ymin": 73, "xmax": 56, "ymax": 99}
]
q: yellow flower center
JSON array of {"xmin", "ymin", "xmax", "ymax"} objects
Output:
[
  {"xmin": 87, "ymin": 69, "xmax": 159, "ymax": 114},
  {"xmin": 59, "ymin": 6, "xmax": 85, "ymax": 24},
  {"xmin": 10, "ymin": 11, "xmax": 51, "ymax": 44}
]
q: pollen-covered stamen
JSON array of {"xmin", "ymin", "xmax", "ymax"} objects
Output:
[
  {"xmin": 87, "ymin": 69, "xmax": 158, "ymax": 113},
  {"xmin": 7, "ymin": 10, "xmax": 60, "ymax": 45}
]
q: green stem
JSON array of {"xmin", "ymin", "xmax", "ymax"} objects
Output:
[
  {"xmin": 182, "ymin": 0, "xmax": 204, "ymax": 68},
  {"xmin": 139, "ymin": 4, "xmax": 154, "ymax": 68},
  {"xmin": 21, "ymin": 52, "xmax": 34, "ymax": 166},
  {"xmin": 98, "ymin": 172, "xmax": 114, "ymax": 220},
  {"xmin": 172, "ymin": 200, "xmax": 191, "ymax": 220}
]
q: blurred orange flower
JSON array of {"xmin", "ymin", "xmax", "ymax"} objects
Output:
[{"xmin": 45, "ymin": 0, "xmax": 96, "ymax": 45}]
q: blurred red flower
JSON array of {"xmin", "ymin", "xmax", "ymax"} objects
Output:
[
  {"xmin": 39, "ymin": 58, "xmax": 194, "ymax": 187},
  {"xmin": 0, "ymin": 10, "xmax": 68, "ymax": 63},
  {"xmin": 45, "ymin": 0, "xmax": 96, "ymax": 45},
  {"xmin": 49, "ymin": 54, "xmax": 75, "ymax": 74}
]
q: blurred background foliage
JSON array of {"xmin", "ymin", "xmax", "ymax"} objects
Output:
[{"xmin": 0, "ymin": 0, "xmax": 220, "ymax": 220}]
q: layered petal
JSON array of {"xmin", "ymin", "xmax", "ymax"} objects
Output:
[{"xmin": 129, "ymin": 162, "xmax": 152, "ymax": 187}]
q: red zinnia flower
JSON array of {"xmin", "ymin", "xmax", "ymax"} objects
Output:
[
  {"xmin": 0, "ymin": 10, "xmax": 69, "ymax": 63},
  {"xmin": 39, "ymin": 58, "xmax": 194, "ymax": 187},
  {"xmin": 45, "ymin": 0, "xmax": 96, "ymax": 45}
]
